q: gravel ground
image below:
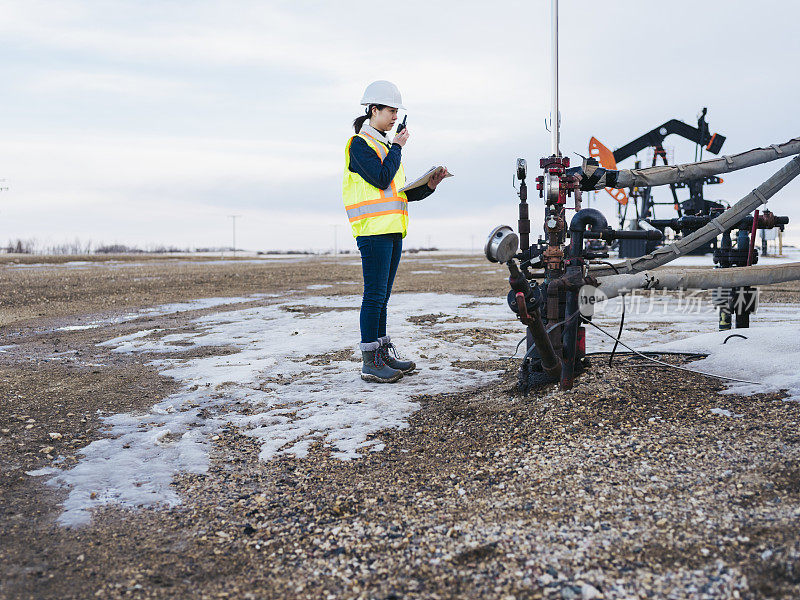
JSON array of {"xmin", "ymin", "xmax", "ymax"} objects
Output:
[{"xmin": 2, "ymin": 254, "xmax": 800, "ymax": 599}]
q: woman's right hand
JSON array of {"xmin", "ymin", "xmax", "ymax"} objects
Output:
[{"xmin": 393, "ymin": 128, "xmax": 410, "ymax": 147}]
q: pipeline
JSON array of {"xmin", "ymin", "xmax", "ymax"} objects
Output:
[
  {"xmin": 596, "ymin": 262, "xmax": 800, "ymax": 300},
  {"xmin": 590, "ymin": 155, "xmax": 800, "ymax": 277},
  {"xmin": 612, "ymin": 137, "xmax": 800, "ymax": 189},
  {"xmin": 568, "ymin": 208, "xmax": 607, "ymax": 256},
  {"xmin": 576, "ymin": 137, "xmax": 800, "ymax": 191},
  {"xmin": 560, "ymin": 286, "xmax": 579, "ymax": 389}
]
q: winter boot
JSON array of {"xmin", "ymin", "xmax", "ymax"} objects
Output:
[
  {"xmin": 360, "ymin": 341, "xmax": 403, "ymax": 383},
  {"xmin": 378, "ymin": 336, "xmax": 416, "ymax": 374}
]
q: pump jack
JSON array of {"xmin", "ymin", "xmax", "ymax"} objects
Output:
[{"xmin": 590, "ymin": 108, "xmax": 728, "ymax": 257}]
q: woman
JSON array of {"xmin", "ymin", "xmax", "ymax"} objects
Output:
[{"xmin": 342, "ymin": 80, "xmax": 448, "ymax": 383}]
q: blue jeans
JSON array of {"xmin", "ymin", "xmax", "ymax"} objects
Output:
[{"xmin": 357, "ymin": 233, "xmax": 402, "ymax": 344}]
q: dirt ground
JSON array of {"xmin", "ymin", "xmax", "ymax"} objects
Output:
[{"xmin": 2, "ymin": 253, "xmax": 800, "ymax": 599}]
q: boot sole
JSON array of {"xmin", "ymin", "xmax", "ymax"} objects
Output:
[{"xmin": 361, "ymin": 372, "xmax": 404, "ymax": 383}]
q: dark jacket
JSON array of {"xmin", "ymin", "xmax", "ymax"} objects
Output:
[{"xmin": 348, "ymin": 136, "xmax": 435, "ymax": 202}]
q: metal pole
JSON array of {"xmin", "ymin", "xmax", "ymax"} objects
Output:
[
  {"xmin": 331, "ymin": 224, "xmax": 339, "ymax": 258},
  {"xmin": 228, "ymin": 215, "xmax": 241, "ymax": 257},
  {"xmin": 550, "ymin": 0, "xmax": 560, "ymax": 157}
]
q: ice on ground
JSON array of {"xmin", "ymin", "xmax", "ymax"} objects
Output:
[
  {"xmin": 1, "ymin": 258, "xmax": 307, "ymax": 271},
  {"xmin": 185, "ymin": 258, "xmax": 305, "ymax": 265},
  {"xmin": 585, "ymin": 293, "xmax": 800, "ymax": 401},
  {"xmin": 658, "ymin": 327, "xmax": 800, "ymax": 401},
  {"xmin": 586, "ymin": 293, "xmax": 799, "ymax": 349},
  {"xmin": 439, "ymin": 263, "xmax": 482, "ymax": 268},
  {"xmin": 30, "ymin": 292, "xmax": 521, "ymax": 526},
  {"xmin": 135, "ymin": 296, "xmax": 257, "ymax": 317},
  {"xmin": 44, "ymin": 296, "xmax": 262, "ymax": 334},
  {"xmin": 306, "ymin": 284, "xmax": 332, "ymax": 289},
  {"xmin": 411, "ymin": 270, "xmax": 441, "ymax": 274}
]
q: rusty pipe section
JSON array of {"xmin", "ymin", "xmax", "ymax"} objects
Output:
[
  {"xmin": 517, "ymin": 294, "xmax": 562, "ymax": 380},
  {"xmin": 508, "ymin": 261, "xmax": 562, "ymax": 380},
  {"xmin": 597, "ymin": 262, "xmax": 800, "ymax": 300}
]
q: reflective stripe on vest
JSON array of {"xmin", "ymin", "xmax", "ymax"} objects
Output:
[
  {"xmin": 360, "ymin": 132, "xmax": 388, "ymax": 159},
  {"xmin": 346, "ymin": 198, "xmax": 408, "ymax": 222}
]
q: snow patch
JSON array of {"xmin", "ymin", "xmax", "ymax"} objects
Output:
[
  {"xmin": 658, "ymin": 326, "xmax": 800, "ymax": 401},
  {"xmin": 46, "ymin": 295, "xmax": 262, "ymax": 334},
  {"xmin": 710, "ymin": 408, "xmax": 743, "ymax": 418}
]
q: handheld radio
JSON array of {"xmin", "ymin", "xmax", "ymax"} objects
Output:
[{"xmin": 396, "ymin": 115, "xmax": 407, "ymax": 135}]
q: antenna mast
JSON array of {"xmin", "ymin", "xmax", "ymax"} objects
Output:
[{"xmin": 550, "ymin": 0, "xmax": 560, "ymax": 156}]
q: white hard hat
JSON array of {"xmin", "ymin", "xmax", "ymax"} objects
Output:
[{"xmin": 360, "ymin": 80, "xmax": 405, "ymax": 110}]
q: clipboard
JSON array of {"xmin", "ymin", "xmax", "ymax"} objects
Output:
[{"xmin": 399, "ymin": 166, "xmax": 453, "ymax": 192}]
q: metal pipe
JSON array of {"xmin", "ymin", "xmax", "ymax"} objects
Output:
[
  {"xmin": 637, "ymin": 219, "xmax": 660, "ymax": 233},
  {"xmin": 526, "ymin": 306, "xmax": 562, "ymax": 380},
  {"xmin": 612, "ymin": 137, "xmax": 800, "ymax": 189},
  {"xmin": 597, "ymin": 262, "xmax": 800, "ymax": 300},
  {"xmin": 747, "ymin": 209, "xmax": 759, "ymax": 266},
  {"xmin": 509, "ymin": 260, "xmax": 562, "ymax": 380},
  {"xmin": 560, "ymin": 288, "xmax": 579, "ymax": 389},
  {"xmin": 518, "ymin": 192, "xmax": 530, "ymax": 252},
  {"xmin": 550, "ymin": 0, "xmax": 559, "ymax": 156},
  {"xmin": 569, "ymin": 208, "xmax": 607, "ymax": 256}
]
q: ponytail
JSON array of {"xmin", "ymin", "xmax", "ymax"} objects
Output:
[
  {"xmin": 352, "ymin": 109, "xmax": 370, "ymax": 134},
  {"xmin": 352, "ymin": 104, "xmax": 387, "ymax": 133}
]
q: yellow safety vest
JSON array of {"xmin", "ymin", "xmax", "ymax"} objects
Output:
[{"xmin": 342, "ymin": 132, "xmax": 408, "ymax": 238}]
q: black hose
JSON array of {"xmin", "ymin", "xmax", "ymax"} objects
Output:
[
  {"xmin": 723, "ymin": 334, "xmax": 748, "ymax": 344},
  {"xmin": 610, "ymin": 296, "xmax": 626, "ymax": 367},
  {"xmin": 582, "ymin": 317, "xmax": 759, "ymax": 384},
  {"xmin": 594, "ymin": 261, "xmax": 624, "ymax": 366},
  {"xmin": 504, "ymin": 336, "xmax": 528, "ymax": 360}
]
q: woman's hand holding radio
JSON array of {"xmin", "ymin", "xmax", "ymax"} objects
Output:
[{"xmin": 393, "ymin": 128, "xmax": 410, "ymax": 147}]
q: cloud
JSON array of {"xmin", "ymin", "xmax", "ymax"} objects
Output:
[{"xmin": 25, "ymin": 69, "xmax": 191, "ymax": 98}]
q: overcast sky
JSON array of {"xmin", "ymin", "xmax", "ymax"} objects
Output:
[{"xmin": 1, "ymin": 0, "xmax": 798, "ymax": 252}]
